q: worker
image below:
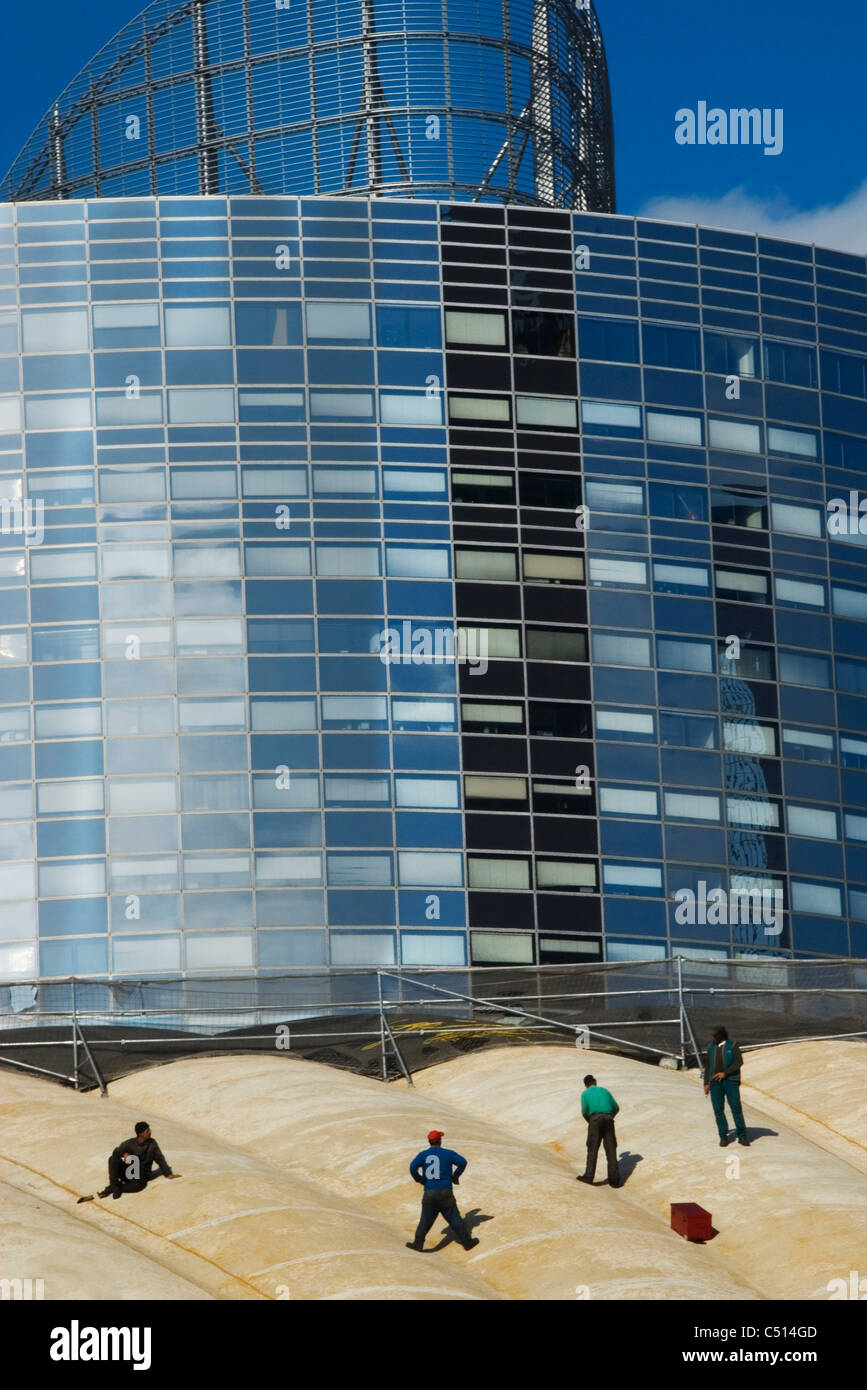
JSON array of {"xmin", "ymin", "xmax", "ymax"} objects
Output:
[
  {"xmin": 576, "ymin": 1073, "xmax": 621, "ymax": 1188},
  {"xmin": 98, "ymin": 1122, "xmax": 181, "ymax": 1199},
  {"xmin": 406, "ymin": 1129, "xmax": 479, "ymax": 1252},
  {"xmin": 704, "ymin": 1027, "xmax": 750, "ymax": 1147}
]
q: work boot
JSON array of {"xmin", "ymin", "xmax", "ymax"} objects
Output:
[{"xmin": 463, "ymin": 1238, "xmax": 480, "ymax": 1251}]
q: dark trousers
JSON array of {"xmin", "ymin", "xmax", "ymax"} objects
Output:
[
  {"xmin": 413, "ymin": 1188, "xmax": 472, "ymax": 1248},
  {"xmin": 710, "ymin": 1078, "xmax": 747, "ymax": 1139},
  {"xmin": 107, "ymin": 1152, "xmax": 164, "ymax": 1195},
  {"xmin": 583, "ymin": 1113, "xmax": 619, "ymax": 1185}
]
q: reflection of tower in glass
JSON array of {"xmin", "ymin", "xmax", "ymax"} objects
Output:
[
  {"xmin": 1, "ymin": 0, "xmax": 616, "ymax": 209},
  {"xmin": 720, "ymin": 675, "xmax": 773, "ymax": 948}
]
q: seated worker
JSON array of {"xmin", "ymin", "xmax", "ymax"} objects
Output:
[{"xmin": 97, "ymin": 1121, "xmax": 181, "ymax": 1199}]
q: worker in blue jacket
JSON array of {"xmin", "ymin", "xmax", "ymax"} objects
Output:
[
  {"xmin": 406, "ymin": 1129, "xmax": 479, "ymax": 1253},
  {"xmin": 704, "ymin": 1026, "xmax": 750, "ymax": 1147}
]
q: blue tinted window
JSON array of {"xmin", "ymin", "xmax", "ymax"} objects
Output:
[
  {"xmin": 704, "ymin": 331, "xmax": 758, "ymax": 377},
  {"xmin": 234, "ymin": 302, "xmax": 303, "ymax": 345},
  {"xmin": 40, "ymin": 937, "xmax": 108, "ymax": 975},
  {"xmin": 377, "ymin": 350, "xmax": 443, "ymax": 387},
  {"xmin": 35, "ymin": 741, "xmax": 103, "ymax": 779},
  {"xmin": 578, "ymin": 318, "xmax": 639, "ymax": 363},
  {"xmin": 837, "ymin": 658, "xmax": 867, "ymax": 696},
  {"xmin": 821, "ymin": 349, "xmax": 867, "ymax": 398},
  {"xmin": 375, "ymin": 305, "xmax": 439, "ymax": 347},
  {"xmin": 823, "ymin": 394, "xmax": 867, "ymax": 436},
  {"xmin": 39, "ymin": 897, "xmax": 107, "ymax": 936},
  {"xmin": 579, "ymin": 362, "xmax": 641, "ymax": 400},
  {"xmin": 660, "ymin": 712, "xmax": 718, "ymax": 748},
  {"xmin": 642, "ymin": 324, "xmax": 700, "ymax": 370},
  {"xmin": 236, "ymin": 349, "xmax": 304, "ymax": 383},
  {"xmin": 649, "ymin": 481, "xmax": 708, "ymax": 521},
  {"xmin": 643, "ymin": 368, "xmax": 703, "ymax": 408},
  {"xmin": 763, "ymin": 340, "xmax": 818, "ymax": 387}
]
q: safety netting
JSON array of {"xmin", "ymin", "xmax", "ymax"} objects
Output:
[{"xmin": 0, "ymin": 956, "xmax": 864, "ymax": 1091}]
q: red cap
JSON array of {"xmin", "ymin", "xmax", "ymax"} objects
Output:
[{"xmin": 427, "ymin": 1130, "xmax": 444, "ymax": 1142}]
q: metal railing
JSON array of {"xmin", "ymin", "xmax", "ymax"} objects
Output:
[{"xmin": 0, "ymin": 956, "xmax": 864, "ymax": 1092}]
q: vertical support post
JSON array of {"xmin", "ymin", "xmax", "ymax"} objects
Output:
[
  {"xmin": 440, "ymin": 0, "xmax": 455, "ymax": 196},
  {"xmin": 50, "ymin": 105, "xmax": 67, "ymax": 200},
  {"xmin": 377, "ymin": 970, "xmax": 388, "ymax": 1082},
  {"xmin": 192, "ymin": 0, "xmax": 219, "ymax": 195},
  {"xmin": 241, "ymin": 0, "xmax": 262, "ymax": 195},
  {"xmin": 306, "ymin": 0, "xmax": 321, "ymax": 194},
  {"xmin": 360, "ymin": 0, "xmax": 382, "ymax": 192},
  {"xmin": 676, "ymin": 956, "xmax": 685, "ymax": 1069},
  {"xmin": 71, "ymin": 978, "xmax": 79, "ymax": 1090},
  {"xmin": 144, "ymin": 31, "xmax": 158, "ymax": 196},
  {"xmin": 530, "ymin": 0, "xmax": 554, "ymax": 204},
  {"xmin": 572, "ymin": 5, "xmax": 591, "ymax": 211}
]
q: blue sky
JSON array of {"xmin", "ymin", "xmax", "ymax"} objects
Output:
[
  {"xmin": 1, "ymin": 0, "xmax": 865, "ymax": 250},
  {"xmin": 598, "ymin": 0, "xmax": 867, "ymax": 252}
]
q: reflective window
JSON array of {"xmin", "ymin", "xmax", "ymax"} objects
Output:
[
  {"xmin": 578, "ymin": 318, "xmax": 639, "ymax": 363},
  {"xmin": 22, "ymin": 308, "xmax": 88, "ymax": 352},
  {"xmin": 306, "ymin": 301, "xmax": 372, "ymax": 342},
  {"xmin": 165, "ymin": 305, "xmax": 231, "ymax": 346}
]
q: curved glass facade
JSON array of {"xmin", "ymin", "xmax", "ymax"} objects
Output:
[
  {"xmin": 0, "ymin": 0, "xmax": 615, "ymax": 211},
  {"xmin": 0, "ymin": 196, "xmax": 867, "ymax": 983}
]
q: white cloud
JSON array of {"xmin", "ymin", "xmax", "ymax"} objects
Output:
[{"xmin": 637, "ymin": 180, "xmax": 867, "ymax": 256}]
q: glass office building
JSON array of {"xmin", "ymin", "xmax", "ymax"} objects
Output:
[{"xmin": 2, "ymin": 3, "xmax": 867, "ymax": 984}]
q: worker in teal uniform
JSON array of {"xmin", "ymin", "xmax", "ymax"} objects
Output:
[
  {"xmin": 576, "ymin": 1074, "xmax": 621, "ymax": 1188},
  {"xmin": 704, "ymin": 1026, "xmax": 750, "ymax": 1147}
]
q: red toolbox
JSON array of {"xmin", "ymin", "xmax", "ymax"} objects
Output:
[{"xmin": 671, "ymin": 1202, "xmax": 712, "ymax": 1241}]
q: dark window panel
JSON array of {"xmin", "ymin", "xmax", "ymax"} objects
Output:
[
  {"xmin": 442, "ymin": 206, "xmax": 505, "ymax": 226},
  {"xmin": 715, "ymin": 601, "xmax": 775, "ymax": 643},
  {"xmin": 519, "ymin": 473, "xmax": 581, "ymax": 509},
  {"xmin": 443, "ymin": 285, "xmax": 508, "ymax": 306},
  {"xmin": 529, "ymin": 702, "xmax": 593, "ymax": 738},
  {"xmin": 512, "ymin": 293, "xmax": 576, "ymax": 315},
  {"xmin": 537, "ymin": 901, "xmax": 599, "ymax": 937},
  {"xmin": 451, "ymin": 446, "xmax": 515, "ymax": 468},
  {"xmin": 453, "ymin": 507, "xmax": 518, "ymax": 529},
  {"xmin": 459, "ymin": 662, "xmax": 525, "ymax": 697},
  {"xmin": 447, "ymin": 354, "xmax": 512, "ymax": 390},
  {"xmin": 524, "ymin": 588, "xmax": 587, "ymax": 624},
  {"xmin": 531, "ymin": 738, "xmax": 594, "ymax": 775},
  {"xmin": 711, "ymin": 526, "xmax": 769, "ymax": 552},
  {"xmin": 514, "ymin": 358, "xmax": 578, "ymax": 395},
  {"xmin": 507, "ymin": 208, "xmax": 570, "ymax": 230},
  {"xmin": 468, "ymin": 892, "xmax": 535, "ymax": 930},
  {"xmin": 527, "ymin": 663, "xmax": 590, "ymax": 700},
  {"xmin": 453, "ymin": 524, "xmax": 519, "ymax": 545},
  {"xmin": 454, "ymin": 584, "xmax": 522, "ymax": 619},
  {"xmin": 442, "ymin": 245, "xmax": 508, "ymax": 267},
  {"xmin": 465, "ymin": 815, "xmax": 532, "ymax": 849},
  {"xmin": 461, "ymin": 737, "xmax": 528, "ymax": 773}
]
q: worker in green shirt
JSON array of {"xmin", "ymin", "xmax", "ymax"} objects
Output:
[{"xmin": 576, "ymin": 1073, "xmax": 621, "ymax": 1188}]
